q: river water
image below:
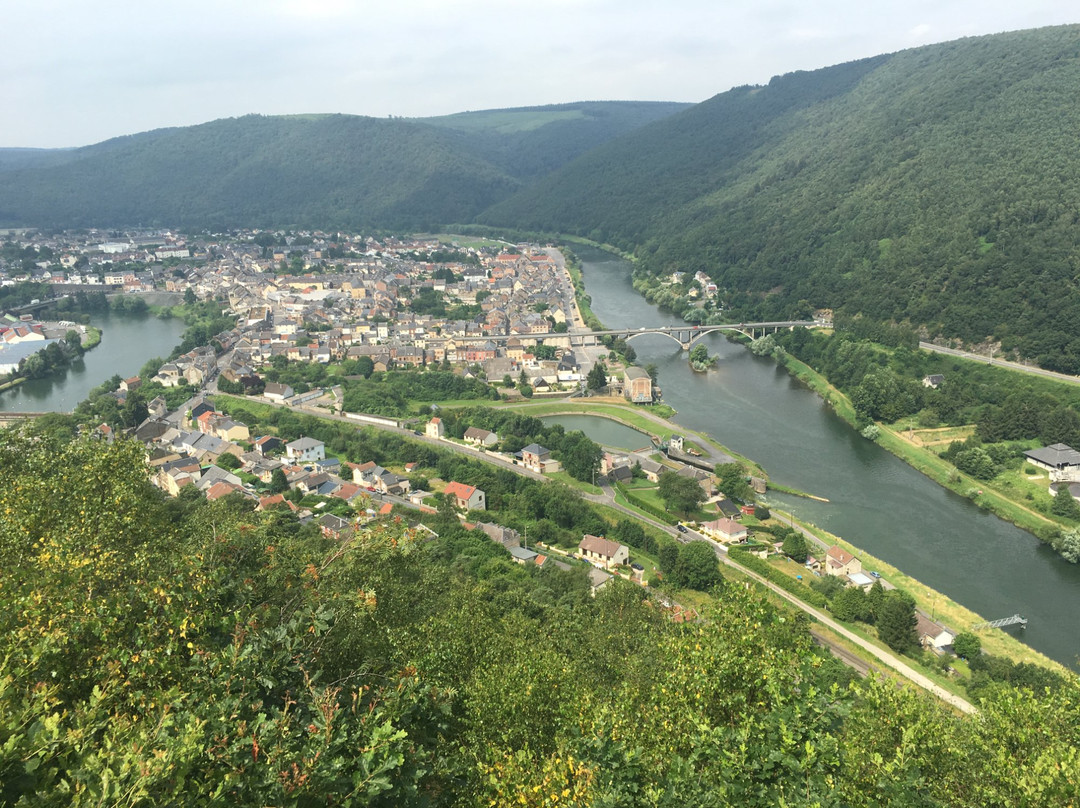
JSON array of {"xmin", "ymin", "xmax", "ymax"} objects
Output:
[
  {"xmin": 576, "ymin": 244, "xmax": 1080, "ymax": 668},
  {"xmin": 0, "ymin": 310, "xmax": 187, "ymax": 413}
]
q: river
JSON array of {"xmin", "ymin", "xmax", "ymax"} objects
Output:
[
  {"xmin": 575, "ymin": 244, "xmax": 1080, "ymax": 669},
  {"xmin": 0, "ymin": 310, "xmax": 187, "ymax": 413}
]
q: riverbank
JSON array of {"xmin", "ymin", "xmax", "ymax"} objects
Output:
[
  {"xmin": 524, "ymin": 394, "xmax": 1064, "ymax": 672},
  {"xmin": 773, "ymin": 349, "xmax": 1065, "ymax": 548},
  {"xmin": 499, "ymin": 396, "xmax": 766, "ymax": 475},
  {"xmin": 769, "ymin": 505, "xmax": 1065, "ymax": 675},
  {"xmin": 570, "ymin": 242, "xmax": 1080, "ymax": 668}
]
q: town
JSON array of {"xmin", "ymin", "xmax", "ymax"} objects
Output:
[
  {"xmin": 1, "ymin": 227, "xmax": 977, "ymax": 671},
  {"xmin": 0, "ymin": 228, "xmax": 667, "ymax": 403}
]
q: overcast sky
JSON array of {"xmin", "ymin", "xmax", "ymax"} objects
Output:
[{"xmin": 2, "ymin": 1, "xmax": 1076, "ymax": 148}]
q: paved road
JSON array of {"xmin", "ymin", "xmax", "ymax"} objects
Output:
[
  {"xmin": 920, "ymin": 341, "xmax": 1080, "ymax": 385},
  {"xmin": 589, "ymin": 480, "xmax": 973, "ymax": 711},
  {"xmin": 218, "ymin": 393, "xmax": 974, "ymax": 712}
]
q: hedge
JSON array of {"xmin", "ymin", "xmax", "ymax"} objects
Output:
[
  {"xmin": 728, "ymin": 548, "xmax": 829, "ymax": 608},
  {"xmin": 614, "ymin": 482, "xmax": 678, "ymax": 525}
]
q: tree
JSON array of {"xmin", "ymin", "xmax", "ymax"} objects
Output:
[
  {"xmin": 657, "ymin": 540, "xmax": 680, "ymax": 576},
  {"xmin": 832, "ymin": 586, "xmax": 872, "ymax": 622},
  {"xmin": 215, "ymin": 452, "xmax": 242, "ymax": 470},
  {"xmin": 689, "ymin": 343, "xmax": 711, "ymax": 368},
  {"xmin": 754, "ymin": 504, "xmax": 770, "ymax": 520},
  {"xmin": 1051, "ymin": 486, "xmax": 1080, "ymax": 519},
  {"xmin": 64, "ymin": 329, "xmax": 84, "ymax": 356},
  {"xmin": 673, "ymin": 541, "xmax": 724, "ymax": 592},
  {"xmin": 715, "ymin": 463, "xmax": 752, "ymax": 502},
  {"xmin": 586, "ymin": 362, "xmax": 607, "ymax": 391},
  {"xmin": 184, "ymin": 287, "xmax": 197, "ymax": 305},
  {"xmin": 558, "ymin": 432, "xmax": 602, "ymax": 483},
  {"xmin": 952, "ymin": 632, "xmax": 981, "ymax": 659},
  {"xmin": 269, "ymin": 467, "xmax": 290, "ymax": 494},
  {"xmin": 877, "ymin": 591, "xmax": 919, "ymax": 653},
  {"xmin": 657, "ymin": 471, "xmax": 706, "ymax": 517},
  {"xmin": 782, "ymin": 531, "xmax": 808, "ymax": 563},
  {"xmin": 1060, "ymin": 530, "xmax": 1080, "ymax": 563}
]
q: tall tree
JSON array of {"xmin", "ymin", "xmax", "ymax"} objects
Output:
[
  {"xmin": 586, "ymin": 362, "xmax": 608, "ymax": 391},
  {"xmin": 673, "ymin": 540, "xmax": 724, "ymax": 592},
  {"xmin": 877, "ymin": 591, "xmax": 919, "ymax": 653},
  {"xmin": 658, "ymin": 470, "xmax": 706, "ymax": 517}
]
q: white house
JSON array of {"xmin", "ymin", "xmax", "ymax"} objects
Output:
[{"xmin": 285, "ymin": 436, "xmax": 326, "ymax": 463}]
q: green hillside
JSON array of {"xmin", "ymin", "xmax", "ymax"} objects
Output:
[
  {"xmin": 0, "ymin": 102, "xmax": 687, "ymax": 232},
  {"xmin": 423, "ymin": 101, "xmax": 691, "ymax": 178},
  {"xmin": 3, "ymin": 427, "xmax": 1080, "ymax": 805},
  {"xmin": 481, "ymin": 25, "xmax": 1080, "ymax": 372}
]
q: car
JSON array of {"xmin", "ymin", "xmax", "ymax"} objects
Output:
[
  {"xmin": 676, "ymin": 524, "xmax": 687, "ymax": 533},
  {"xmin": 870, "ymin": 571, "xmax": 881, "ymax": 578}
]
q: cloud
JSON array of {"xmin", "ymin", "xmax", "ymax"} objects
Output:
[{"xmin": 2, "ymin": 0, "xmax": 1077, "ymax": 147}]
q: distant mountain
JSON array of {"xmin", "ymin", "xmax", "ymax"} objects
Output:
[
  {"xmin": 481, "ymin": 25, "xmax": 1080, "ymax": 372},
  {"xmin": 0, "ymin": 102, "xmax": 689, "ymax": 230}
]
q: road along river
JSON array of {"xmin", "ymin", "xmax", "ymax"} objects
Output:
[{"xmin": 575, "ymin": 244, "xmax": 1080, "ymax": 669}]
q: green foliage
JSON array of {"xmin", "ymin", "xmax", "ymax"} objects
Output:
[
  {"xmin": 3, "ymin": 428, "xmax": 1080, "ymax": 804},
  {"xmin": 1051, "ymin": 486, "xmax": 1080, "ymax": 519},
  {"xmin": 214, "ymin": 451, "xmax": 242, "ymax": 470},
  {"xmin": 728, "ymin": 547, "xmax": 829, "ymax": 608},
  {"xmin": 0, "ymin": 103, "xmax": 688, "ymax": 231},
  {"xmin": 586, "ymin": 361, "xmax": 608, "ymax": 391},
  {"xmin": 953, "ymin": 632, "xmax": 982, "ymax": 660},
  {"xmin": 341, "ymin": 370, "xmax": 496, "ymax": 416},
  {"xmin": 782, "ymin": 531, "xmax": 808, "ymax": 563},
  {"xmin": 877, "ymin": 590, "xmax": 919, "ymax": 653},
  {"xmin": 485, "ymin": 26, "xmax": 1080, "ymax": 372},
  {"xmin": 715, "ymin": 462, "xmax": 753, "ymax": 502},
  {"xmin": 657, "ymin": 470, "xmax": 707, "ymax": 517},
  {"xmin": 672, "ymin": 540, "xmax": 725, "ymax": 592}
]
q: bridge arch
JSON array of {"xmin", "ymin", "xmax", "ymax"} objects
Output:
[{"xmin": 623, "ymin": 330, "xmax": 688, "ymax": 348}]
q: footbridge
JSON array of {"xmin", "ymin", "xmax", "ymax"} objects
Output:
[{"xmin": 972, "ymin": 614, "xmax": 1028, "ymax": 631}]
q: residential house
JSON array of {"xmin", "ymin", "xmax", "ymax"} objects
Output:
[
  {"xmin": 444, "ymin": 481, "xmax": 486, "ymax": 511},
  {"xmin": 285, "ymin": 436, "xmax": 326, "ymax": 463},
  {"xmin": 1024, "ymin": 443, "xmax": 1080, "ymax": 480},
  {"xmin": 700, "ymin": 517, "xmax": 747, "ymax": 544},
  {"xmin": 825, "ymin": 545, "xmax": 863, "ymax": 577},
  {"xmin": 508, "ymin": 545, "xmax": 539, "ymax": 565},
  {"xmin": 425, "ymin": 417, "xmax": 445, "ymax": 439},
  {"xmin": 265, "ymin": 382, "xmax": 295, "ymax": 402},
  {"xmin": 578, "ymin": 535, "xmax": 630, "ymax": 569},
  {"xmin": 319, "ymin": 513, "xmax": 354, "ymax": 540},
  {"xmin": 463, "ymin": 426, "xmax": 498, "ymax": 447},
  {"xmin": 916, "ymin": 614, "xmax": 957, "ymax": 652},
  {"xmin": 520, "ymin": 443, "xmax": 557, "ymax": 473}
]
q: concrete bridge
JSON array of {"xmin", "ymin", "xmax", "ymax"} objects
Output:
[
  {"xmin": 447, "ymin": 320, "xmax": 821, "ymax": 351},
  {"xmin": 586, "ymin": 321, "xmax": 819, "ymax": 350}
]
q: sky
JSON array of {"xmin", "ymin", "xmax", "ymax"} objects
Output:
[{"xmin": 2, "ymin": 1, "xmax": 1076, "ymax": 148}]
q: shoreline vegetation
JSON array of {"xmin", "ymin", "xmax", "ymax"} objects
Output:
[
  {"xmin": 771, "ymin": 348, "xmax": 1068, "ymax": 548},
  {"xmin": 563, "ymin": 242, "xmax": 1063, "ymax": 674}
]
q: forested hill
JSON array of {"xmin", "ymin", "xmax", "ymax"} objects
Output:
[
  {"xmin": 0, "ymin": 102, "xmax": 687, "ymax": 231},
  {"xmin": 481, "ymin": 25, "xmax": 1080, "ymax": 373}
]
